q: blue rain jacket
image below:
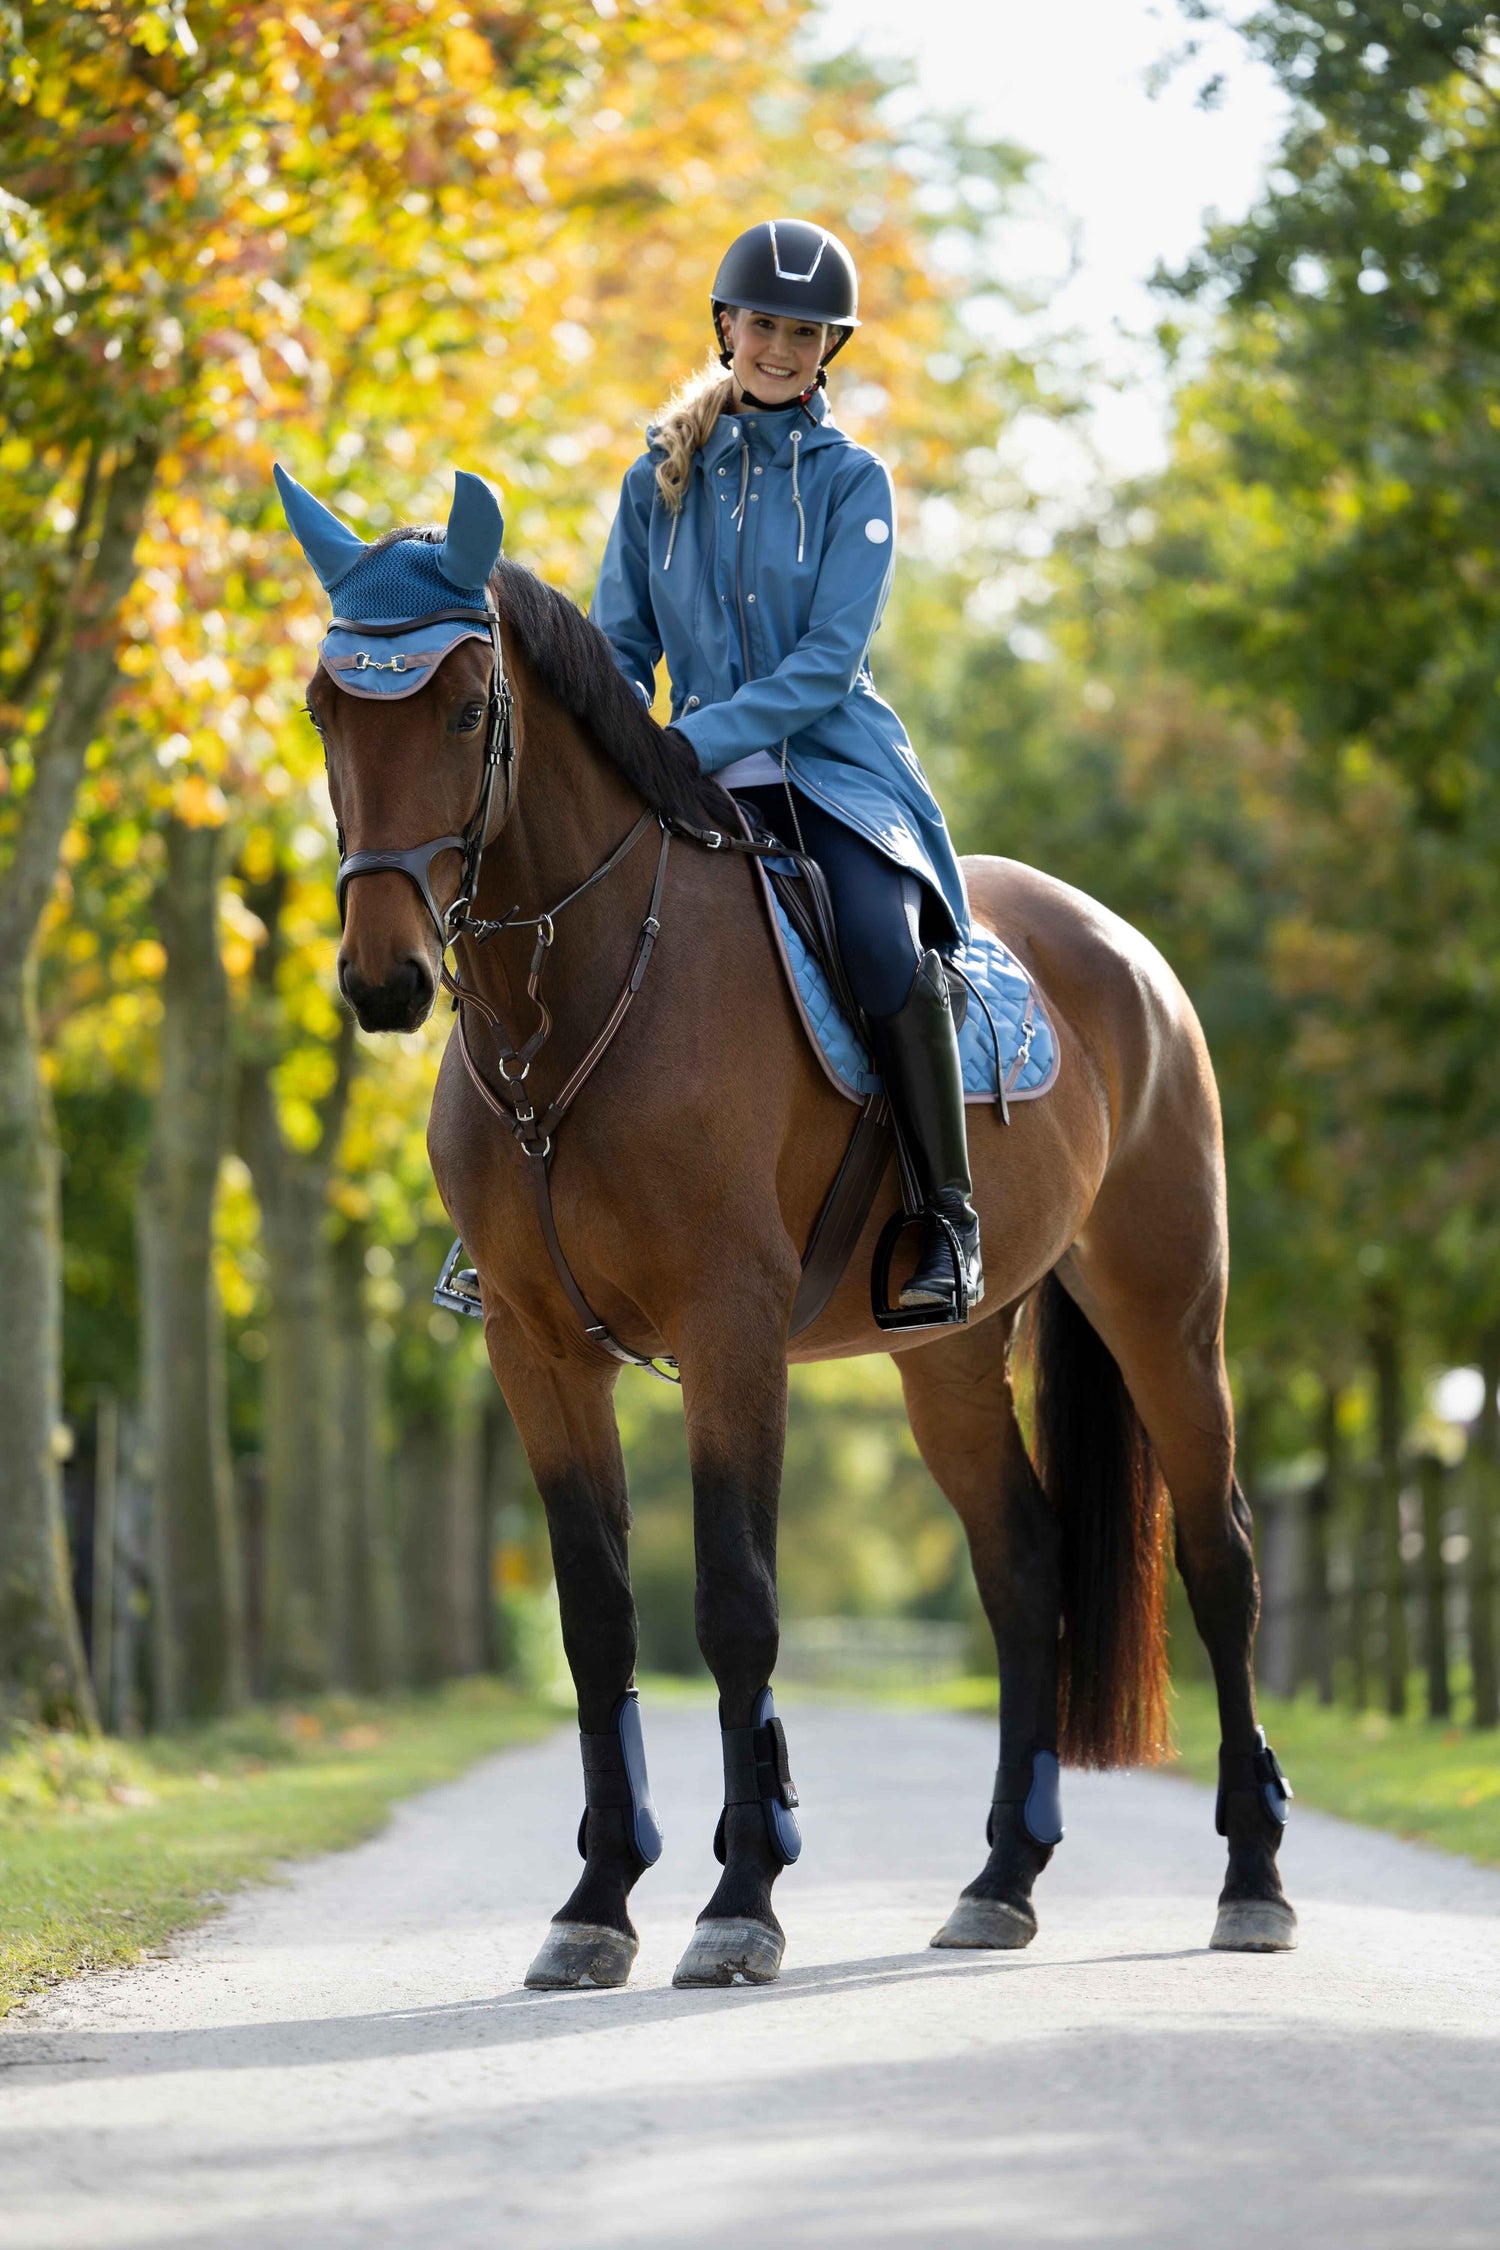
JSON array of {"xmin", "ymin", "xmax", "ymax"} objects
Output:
[{"xmin": 591, "ymin": 392, "xmax": 971, "ymax": 948}]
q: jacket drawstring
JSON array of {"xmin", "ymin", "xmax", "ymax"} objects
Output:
[
  {"xmin": 663, "ymin": 505, "xmax": 680, "ymax": 572},
  {"xmin": 790, "ymin": 428, "xmax": 805, "ymax": 563}
]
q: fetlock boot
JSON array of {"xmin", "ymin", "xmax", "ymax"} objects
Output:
[{"xmin": 873, "ymin": 950, "xmax": 984, "ymax": 1316}]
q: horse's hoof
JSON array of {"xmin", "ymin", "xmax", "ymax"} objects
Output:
[
  {"xmin": 524, "ymin": 1920, "xmax": 638, "ymax": 1989},
  {"xmin": 1210, "ymin": 1898, "xmax": 1298, "ymax": 1953},
  {"xmin": 672, "ymin": 1918, "xmax": 784, "ymax": 1987},
  {"xmin": 929, "ymin": 1897, "xmax": 1036, "ymax": 1950}
]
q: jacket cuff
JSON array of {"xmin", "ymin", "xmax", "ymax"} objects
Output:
[{"xmin": 671, "ymin": 708, "xmax": 748, "ymax": 777}]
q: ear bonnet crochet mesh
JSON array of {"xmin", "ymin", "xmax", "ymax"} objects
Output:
[{"xmin": 274, "ymin": 465, "xmax": 505, "ymax": 700}]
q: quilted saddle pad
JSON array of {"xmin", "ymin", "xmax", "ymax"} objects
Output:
[{"xmin": 758, "ymin": 865, "xmax": 1061, "ymax": 1106}]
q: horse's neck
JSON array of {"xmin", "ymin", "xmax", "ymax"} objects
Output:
[{"xmin": 462, "ymin": 685, "xmax": 656, "ymax": 1026}]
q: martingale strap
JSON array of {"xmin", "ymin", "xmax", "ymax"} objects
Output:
[
  {"xmin": 448, "ymin": 798, "xmax": 896, "ymax": 1379},
  {"xmin": 450, "ymin": 816, "xmax": 677, "ymax": 1379}
]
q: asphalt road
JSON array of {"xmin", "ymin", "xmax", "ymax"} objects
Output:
[{"xmin": 4, "ymin": 1704, "xmax": 1498, "ymax": 2249}]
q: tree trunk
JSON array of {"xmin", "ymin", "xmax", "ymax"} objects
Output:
[
  {"xmin": 479, "ymin": 1389, "xmax": 521, "ymax": 1675},
  {"xmin": 0, "ymin": 439, "xmax": 157, "ymax": 1730},
  {"xmin": 138, "ymin": 818, "xmax": 246, "ymax": 1722},
  {"xmin": 1368, "ymin": 1294, "xmax": 1409, "ymax": 1718},
  {"xmin": 1417, "ymin": 1454, "xmax": 1451, "ymax": 1722},
  {"xmin": 90, "ymin": 1389, "xmax": 118, "ymax": 1729},
  {"xmin": 234, "ymin": 882, "xmax": 355, "ymax": 1700},
  {"xmin": 331, "ymin": 1225, "xmax": 395, "ymax": 1692},
  {"xmin": 248, "ymin": 1150, "xmax": 340, "ymax": 1696},
  {"xmin": 0, "ymin": 958, "xmax": 95, "ymax": 1727},
  {"xmin": 1299, "ymin": 1379, "xmax": 1338, "ymax": 1705},
  {"xmin": 446, "ymin": 1391, "xmax": 485, "ymax": 1680},
  {"xmin": 1469, "ymin": 1327, "xmax": 1500, "ymax": 1730},
  {"xmin": 398, "ymin": 1408, "xmax": 451, "ymax": 1689}
]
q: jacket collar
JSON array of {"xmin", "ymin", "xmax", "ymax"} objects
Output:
[{"xmin": 696, "ymin": 388, "xmax": 850, "ymax": 472}]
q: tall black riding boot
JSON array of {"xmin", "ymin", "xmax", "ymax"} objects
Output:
[{"xmin": 874, "ymin": 950, "xmax": 984, "ymax": 1316}]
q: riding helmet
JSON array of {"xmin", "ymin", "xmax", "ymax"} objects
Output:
[{"xmin": 712, "ymin": 220, "xmax": 860, "ymax": 373}]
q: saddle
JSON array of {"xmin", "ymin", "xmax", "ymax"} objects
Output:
[{"xmin": 434, "ymin": 807, "xmax": 1057, "ymax": 1357}]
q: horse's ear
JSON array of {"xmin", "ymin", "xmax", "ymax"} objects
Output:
[
  {"xmin": 274, "ymin": 464, "xmax": 369, "ymax": 591},
  {"xmin": 437, "ymin": 470, "xmax": 504, "ymax": 590}
]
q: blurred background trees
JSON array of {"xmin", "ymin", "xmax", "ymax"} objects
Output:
[{"xmin": 6, "ymin": 0, "xmax": 1500, "ymax": 1733}]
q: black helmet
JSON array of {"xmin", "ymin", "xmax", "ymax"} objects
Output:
[{"xmin": 711, "ymin": 220, "xmax": 860, "ymax": 374}]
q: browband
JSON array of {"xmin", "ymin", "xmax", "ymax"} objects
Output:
[{"xmin": 328, "ymin": 605, "xmax": 493, "ymax": 636}]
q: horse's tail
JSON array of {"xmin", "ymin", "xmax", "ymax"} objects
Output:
[{"xmin": 1030, "ymin": 1272, "xmax": 1171, "ymax": 1768}]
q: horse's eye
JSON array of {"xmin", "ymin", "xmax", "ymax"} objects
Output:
[
  {"xmin": 451, "ymin": 704, "xmax": 485, "ymax": 734},
  {"xmin": 304, "ymin": 703, "xmax": 326, "ymax": 737}
]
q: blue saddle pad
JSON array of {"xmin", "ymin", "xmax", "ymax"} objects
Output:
[{"xmin": 762, "ymin": 870, "xmax": 1060, "ymax": 1105}]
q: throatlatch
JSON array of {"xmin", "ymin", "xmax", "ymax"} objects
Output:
[
  {"xmin": 576, "ymin": 1690, "xmax": 663, "ymax": 1867},
  {"xmin": 713, "ymin": 1686, "xmax": 801, "ymax": 1866},
  {"xmin": 1215, "ymin": 1726, "xmax": 1292, "ymax": 1837},
  {"xmin": 987, "ymin": 1749, "xmax": 1064, "ymax": 1850}
]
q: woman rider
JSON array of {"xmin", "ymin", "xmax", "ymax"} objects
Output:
[{"xmin": 592, "ymin": 218, "xmax": 982, "ymax": 1319}]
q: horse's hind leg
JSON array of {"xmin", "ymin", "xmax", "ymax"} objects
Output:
[
  {"xmin": 486, "ymin": 1317, "xmax": 657, "ymax": 1991},
  {"xmin": 670, "ymin": 1286, "xmax": 797, "ymax": 1988},
  {"xmin": 898, "ymin": 1313, "xmax": 1063, "ymax": 1949},
  {"xmin": 1061, "ymin": 1231, "xmax": 1297, "ymax": 1954}
]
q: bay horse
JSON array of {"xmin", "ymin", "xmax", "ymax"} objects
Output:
[{"xmin": 310, "ymin": 528, "xmax": 1296, "ymax": 1988}]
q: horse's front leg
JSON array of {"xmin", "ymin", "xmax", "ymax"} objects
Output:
[
  {"xmin": 488, "ymin": 1321, "xmax": 659, "ymax": 1990},
  {"xmin": 670, "ymin": 1286, "xmax": 798, "ymax": 1988}
]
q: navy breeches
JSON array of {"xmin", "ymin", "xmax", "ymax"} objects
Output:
[{"xmin": 734, "ymin": 782, "xmax": 924, "ymax": 1020}]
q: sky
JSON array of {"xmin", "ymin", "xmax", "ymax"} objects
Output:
[{"xmin": 811, "ymin": 0, "xmax": 1290, "ymax": 494}]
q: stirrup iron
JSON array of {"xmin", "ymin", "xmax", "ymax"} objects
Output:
[{"xmin": 433, "ymin": 1237, "xmax": 484, "ymax": 1321}]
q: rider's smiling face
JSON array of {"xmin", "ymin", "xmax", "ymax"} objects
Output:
[{"xmin": 720, "ymin": 307, "xmax": 827, "ymax": 406}]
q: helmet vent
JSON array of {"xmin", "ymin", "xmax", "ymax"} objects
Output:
[{"xmin": 768, "ymin": 221, "xmax": 826, "ymax": 286}]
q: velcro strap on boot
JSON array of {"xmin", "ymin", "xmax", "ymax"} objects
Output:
[
  {"xmin": 987, "ymin": 1749, "xmax": 1064, "ymax": 1849},
  {"xmin": 712, "ymin": 1690, "xmax": 802, "ymax": 1867},
  {"xmin": 1215, "ymin": 1727, "xmax": 1292, "ymax": 1836}
]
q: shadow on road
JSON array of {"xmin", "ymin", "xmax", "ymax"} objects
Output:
[{"xmin": 0, "ymin": 1943, "xmax": 1216, "ymax": 2084}]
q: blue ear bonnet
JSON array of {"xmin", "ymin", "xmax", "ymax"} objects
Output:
[{"xmin": 274, "ymin": 464, "xmax": 504, "ymax": 700}]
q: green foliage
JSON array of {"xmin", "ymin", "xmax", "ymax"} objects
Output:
[{"xmin": 0, "ymin": 1682, "xmax": 551, "ymax": 2014}]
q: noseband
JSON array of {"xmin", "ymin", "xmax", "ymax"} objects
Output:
[{"xmin": 332, "ymin": 607, "xmax": 515, "ymax": 946}]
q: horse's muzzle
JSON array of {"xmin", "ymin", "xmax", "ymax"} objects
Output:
[{"xmin": 339, "ymin": 954, "xmax": 435, "ymax": 1033}]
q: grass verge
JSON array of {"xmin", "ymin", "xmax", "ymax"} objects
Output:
[
  {"xmin": 0, "ymin": 1680, "xmax": 553, "ymax": 2019},
  {"xmin": 900, "ymin": 1671, "xmax": 1500, "ymax": 1868}
]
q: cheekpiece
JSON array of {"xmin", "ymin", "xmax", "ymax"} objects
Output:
[{"xmin": 273, "ymin": 463, "xmax": 504, "ymax": 700}]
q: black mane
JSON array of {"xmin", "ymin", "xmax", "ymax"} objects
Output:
[{"xmin": 372, "ymin": 528, "xmax": 735, "ymax": 831}]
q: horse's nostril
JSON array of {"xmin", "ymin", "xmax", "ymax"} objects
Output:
[{"xmin": 340, "ymin": 955, "xmax": 434, "ymax": 1032}]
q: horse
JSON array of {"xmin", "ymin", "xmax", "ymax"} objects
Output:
[{"xmin": 310, "ymin": 524, "xmax": 1296, "ymax": 1989}]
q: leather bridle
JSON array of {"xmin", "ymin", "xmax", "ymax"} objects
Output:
[{"xmin": 332, "ymin": 606, "xmax": 515, "ymax": 947}]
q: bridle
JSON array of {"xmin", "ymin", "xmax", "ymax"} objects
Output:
[{"xmin": 332, "ymin": 605, "xmax": 516, "ymax": 947}]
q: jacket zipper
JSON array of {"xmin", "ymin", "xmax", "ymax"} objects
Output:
[{"xmin": 731, "ymin": 436, "xmax": 753, "ymax": 680}]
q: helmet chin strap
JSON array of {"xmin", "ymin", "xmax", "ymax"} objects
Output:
[{"xmin": 724, "ymin": 363, "xmax": 828, "ymax": 411}]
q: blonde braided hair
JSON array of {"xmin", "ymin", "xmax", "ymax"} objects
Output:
[{"xmin": 651, "ymin": 359, "xmax": 736, "ymax": 515}]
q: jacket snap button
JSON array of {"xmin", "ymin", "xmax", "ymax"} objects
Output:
[
  {"xmin": 753, "ymin": 466, "xmax": 763, "ymax": 475},
  {"xmin": 747, "ymin": 593, "xmax": 757, "ymax": 603},
  {"xmin": 686, "ymin": 696, "xmax": 700, "ymax": 710}
]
